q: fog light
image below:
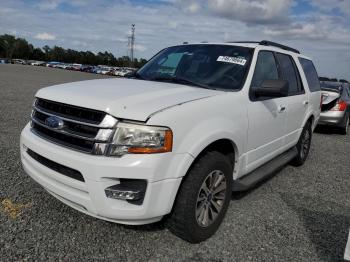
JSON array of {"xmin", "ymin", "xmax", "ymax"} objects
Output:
[
  {"xmin": 105, "ymin": 179, "xmax": 147, "ymax": 204},
  {"xmin": 105, "ymin": 187, "xmax": 141, "ymax": 200}
]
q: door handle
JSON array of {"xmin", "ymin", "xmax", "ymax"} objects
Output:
[
  {"xmin": 303, "ymin": 101, "xmax": 309, "ymax": 105},
  {"xmin": 278, "ymin": 106, "xmax": 286, "ymax": 112}
]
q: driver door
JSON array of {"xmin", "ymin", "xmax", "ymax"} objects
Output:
[{"xmin": 246, "ymin": 51, "xmax": 288, "ymax": 173}]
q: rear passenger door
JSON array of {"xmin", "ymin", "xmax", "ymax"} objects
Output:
[{"xmin": 275, "ymin": 53, "xmax": 308, "ymax": 146}]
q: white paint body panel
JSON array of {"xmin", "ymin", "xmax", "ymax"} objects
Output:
[
  {"xmin": 36, "ymin": 78, "xmax": 221, "ymax": 121},
  {"xmin": 21, "ymin": 43, "xmax": 321, "ymax": 224}
]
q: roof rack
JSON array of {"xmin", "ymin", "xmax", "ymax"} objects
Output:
[
  {"xmin": 259, "ymin": 40, "xmax": 300, "ymax": 54},
  {"xmin": 227, "ymin": 40, "xmax": 300, "ymax": 54}
]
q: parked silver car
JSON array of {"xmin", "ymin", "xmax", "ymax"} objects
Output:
[{"xmin": 318, "ymin": 82, "xmax": 350, "ymax": 134}]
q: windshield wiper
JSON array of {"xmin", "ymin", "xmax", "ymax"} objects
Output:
[{"xmin": 151, "ymin": 76, "xmax": 213, "ymax": 90}]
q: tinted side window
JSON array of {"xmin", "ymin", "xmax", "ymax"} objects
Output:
[
  {"xmin": 343, "ymin": 84, "xmax": 350, "ymax": 98},
  {"xmin": 251, "ymin": 51, "xmax": 278, "ymax": 87},
  {"xmin": 343, "ymin": 85, "xmax": 350, "ymax": 99},
  {"xmin": 299, "ymin": 58, "xmax": 320, "ymax": 92},
  {"xmin": 276, "ymin": 53, "xmax": 300, "ymax": 95}
]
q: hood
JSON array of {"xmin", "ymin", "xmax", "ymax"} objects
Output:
[{"xmin": 35, "ymin": 78, "xmax": 221, "ymax": 121}]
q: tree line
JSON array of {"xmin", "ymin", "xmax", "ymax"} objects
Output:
[{"xmin": 0, "ymin": 34, "xmax": 147, "ymax": 68}]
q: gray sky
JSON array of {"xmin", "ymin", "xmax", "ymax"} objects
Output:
[{"xmin": 1, "ymin": 0, "xmax": 349, "ymax": 79}]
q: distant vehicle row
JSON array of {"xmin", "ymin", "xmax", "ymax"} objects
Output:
[
  {"xmin": 45, "ymin": 62, "xmax": 136, "ymax": 76},
  {"xmin": 1, "ymin": 58, "xmax": 137, "ymax": 77}
]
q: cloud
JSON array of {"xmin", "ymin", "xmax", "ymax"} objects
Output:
[
  {"xmin": 176, "ymin": 0, "xmax": 295, "ymax": 25},
  {"xmin": 207, "ymin": 0, "xmax": 294, "ymax": 24},
  {"xmin": 37, "ymin": 0, "xmax": 87, "ymax": 10},
  {"xmin": 186, "ymin": 2, "xmax": 201, "ymax": 13},
  {"xmin": 34, "ymin": 32, "xmax": 56, "ymax": 40},
  {"xmin": 134, "ymin": 44, "xmax": 147, "ymax": 52},
  {"xmin": 264, "ymin": 23, "xmax": 325, "ymax": 39},
  {"xmin": 308, "ymin": 0, "xmax": 350, "ymax": 15},
  {"xmin": 265, "ymin": 13, "xmax": 350, "ymax": 44},
  {"xmin": 37, "ymin": 0, "xmax": 62, "ymax": 10}
]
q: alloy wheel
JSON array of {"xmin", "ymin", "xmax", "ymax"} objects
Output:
[
  {"xmin": 195, "ymin": 170, "xmax": 227, "ymax": 227},
  {"xmin": 300, "ymin": 128, "xmax": 311, "ymax": 160}
]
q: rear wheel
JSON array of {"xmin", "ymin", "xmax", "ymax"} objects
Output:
[
  {"xmin": 291, "ymin": 121, "xmax": 312, "ymax": 166},
  {"xmin": 339, "ymin": 114, "xmax": 349, "ymax": 135},
  {"xmin": 167, "ymin": 151, "xmax": 233, "ymax": 243}
]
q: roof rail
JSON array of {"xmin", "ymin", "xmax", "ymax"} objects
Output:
[
  {"xmin": 227, "ymin": 41, "xmax": 260, "ymax": 44},
  {"xmin": 259, "ymin": 40, "xmax": 300, "ymax": 54},
  {"xmin": 227, "ymin": 40, "xmax": 300, "ymax": 54}
]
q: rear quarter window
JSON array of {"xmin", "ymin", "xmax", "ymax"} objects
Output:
[{"xmin": 299, "ymin": 58, "xmax": 320, "ymax": 92}]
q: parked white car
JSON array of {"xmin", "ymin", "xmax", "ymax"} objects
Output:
[
  {"xmin": 20, "ymin": 41, "xmax": 321, "ymax": 243},
  {"xmin": 30, "ymin": 61, "xmax": 46, "ymax": 66},
  {"xmin": 96, "ymin": 66, "xmax": 111, "ymax": 75}
]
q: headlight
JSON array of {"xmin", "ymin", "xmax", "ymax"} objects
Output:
[{"xmin": 107, "ymin": 122, "xmax": 173, "ymax": 156}]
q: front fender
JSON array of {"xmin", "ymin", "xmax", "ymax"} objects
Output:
[{"xmin": 174, "ymin": 117, "xmax": 244, "ymax": 160}]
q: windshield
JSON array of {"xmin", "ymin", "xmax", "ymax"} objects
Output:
[{"xmin": 137, "ymin": 44, "xmax": 253, "ymax": 91}]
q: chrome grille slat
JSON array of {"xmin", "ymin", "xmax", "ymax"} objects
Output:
[
  {"xmin": 33, "ymin": 105, "xmax": 108, "ymax": 128},
  {"xmin": 31, "ymin": 117, "xmax": 96, "ymax": 141},
  {"xmin": 31, "ymin": 98, "xmax": 117, "ymax": 154},
  {"xmin": 31, "ymin": 122, "xmax": 95, "ymax": 153}
]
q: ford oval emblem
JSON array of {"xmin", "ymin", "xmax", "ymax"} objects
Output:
[{"xmin": 45, "ymin": 116, "xmax": 64, "ymax": 129}]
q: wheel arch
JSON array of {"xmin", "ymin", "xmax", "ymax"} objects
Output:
[
  {"xmin": 302, "ymin": 112, "xmax": 316, "ymax": 130},
  {"xmin": 183, "ymin": 138, "xmax": 238, "ymax": 180}
]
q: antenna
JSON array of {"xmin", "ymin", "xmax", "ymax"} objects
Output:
[{"xmin": 127, "ymin": 24, "xmax": 135, "ymax": 67}]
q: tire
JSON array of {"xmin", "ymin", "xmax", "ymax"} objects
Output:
[
  {"xmin": 291, "ymin": 121, "xmax": 312, "ymax": 167},
  {"xmin": 166, "ymin": 151, "xmax": 233, "ymax": 243},
  {"xmin": 339, "ymin": 114, "xmax": 349, "ymax": 135}
]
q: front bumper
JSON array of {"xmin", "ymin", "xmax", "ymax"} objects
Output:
[
  {"xmin": 318, "ymin": 110, "xmax": 345, "ymax": 126},
  {"xmin": 20, "ymin": 124, "xmax": 193, "ymax": 224}
]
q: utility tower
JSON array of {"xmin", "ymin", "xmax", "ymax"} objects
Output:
[{"xmin": 127, "ymin": 24, "xmax": 135, "ymax": 67}]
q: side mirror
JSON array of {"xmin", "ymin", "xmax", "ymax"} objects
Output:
[{"xmin": 254, "ymin": 80, "xmax": 289, "ymax": 98}]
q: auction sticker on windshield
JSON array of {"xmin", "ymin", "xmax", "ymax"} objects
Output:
[{"xmin": 217, "ymin": 56, "xmax": 247, "ymax": 66}]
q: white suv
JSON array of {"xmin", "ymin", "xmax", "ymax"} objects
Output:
[{"xmin": 20, "ymin": 41, "xmax": 321, "ymax": 243}]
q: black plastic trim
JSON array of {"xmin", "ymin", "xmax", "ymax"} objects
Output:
[
  {"xmin": 232, "ymin": 147, "xmax": 298, "ymax": 191},
  {"xmin": 27, "ymin": 149, "xmax": 85, "ymax": 182}
]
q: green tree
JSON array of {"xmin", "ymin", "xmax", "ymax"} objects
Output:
[
  {"xmin": 32, "ymin": 48, "xmax": 45, "ymax": 60},
  {"xmin": 0, "ymin": 34, "xmax": 16, "ymax": 58},
  {"xmin": 12, "ymin": 38, "xmax": 33, "ymax": 59},
  {"xmin": 0, "ymin": 34, "xmax": 148, "ymax": 67}
]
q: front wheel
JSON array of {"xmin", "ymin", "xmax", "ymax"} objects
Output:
[
  {"xmin": 166, "ymin": 151, "xmax": 233, "ymax": 243},
  {"xmin": 291, "ymin": 121, "xmax": 312, "ymax": 166}
]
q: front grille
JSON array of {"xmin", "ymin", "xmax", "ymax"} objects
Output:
[
  {"xmin": 27, "ymin": 149, "xmax": 85, "ymax": 182},
  {"xmin": 31, "ymin": 98, "xmax": 117, "ymax": 154},
  {"xmin": 36, "ymin": 98, "xmax": 105, "ymax": 124},
  {"xmin": 33, "ymin": 110, "xmax": 98, "ymax": 138}
]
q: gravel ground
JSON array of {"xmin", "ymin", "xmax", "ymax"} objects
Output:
[{"xmin": 1, "ymin": 64, "xmax": 349, "ymax": 261}]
